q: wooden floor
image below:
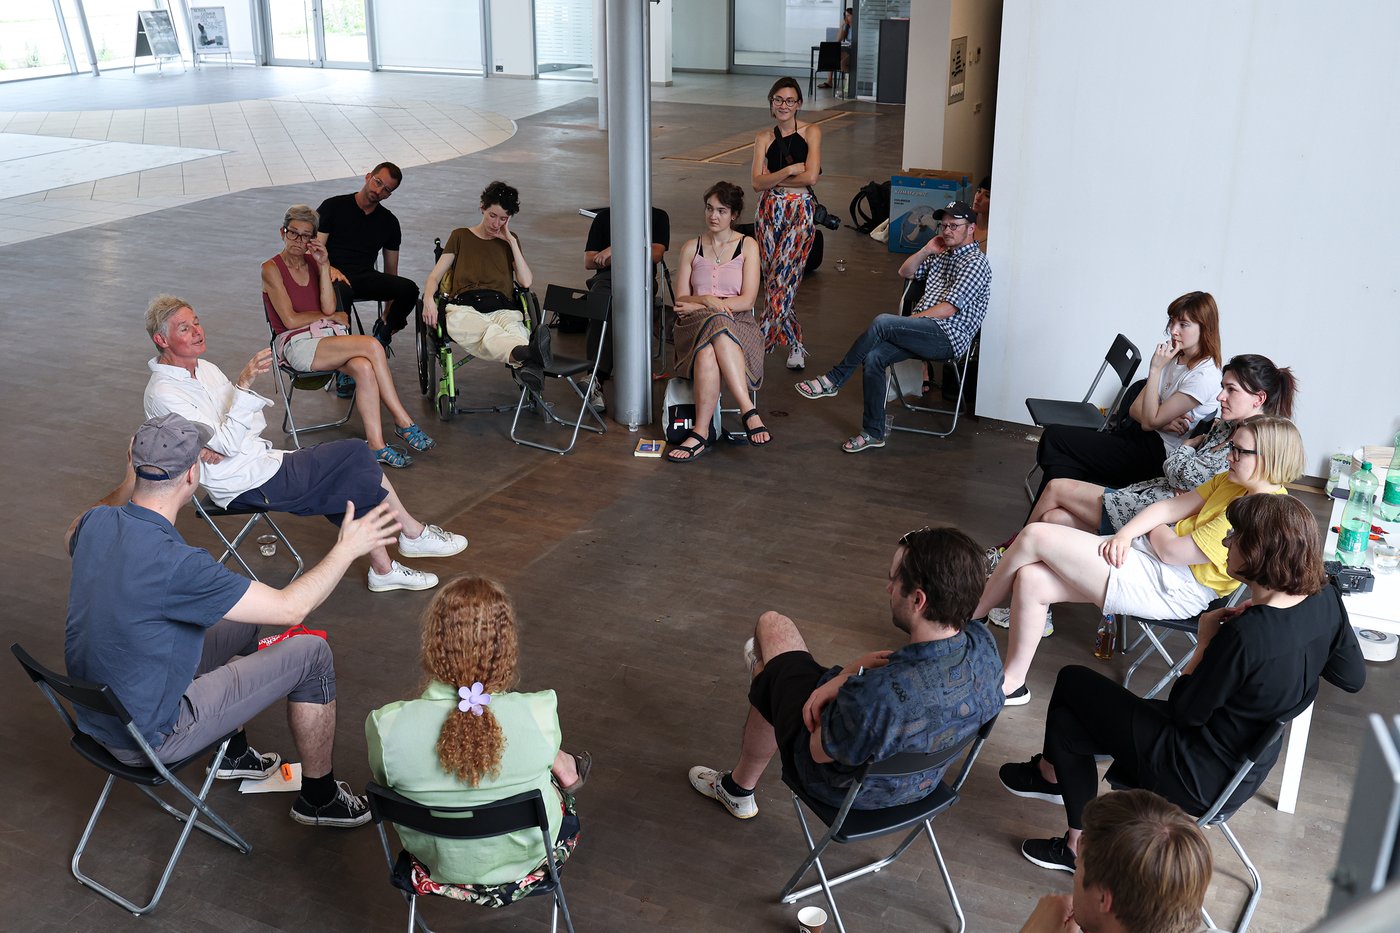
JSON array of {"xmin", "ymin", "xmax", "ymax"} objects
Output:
[{"xmin": 0, "ymin": 91, "xmax": 1387, "ymax": 933}]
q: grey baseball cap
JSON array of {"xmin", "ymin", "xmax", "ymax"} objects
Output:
[{"xmin": 132, "ymin": 413, "xmax": 211, "ymax": 481}]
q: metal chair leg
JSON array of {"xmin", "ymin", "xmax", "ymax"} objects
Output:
[
  {"xmin": 924, "ymin": 822, "xmax": 966, "ymax": 933},
  {"xmin": 1218, "ymin": 821, "xmax": 1264, "ymax": 932}
]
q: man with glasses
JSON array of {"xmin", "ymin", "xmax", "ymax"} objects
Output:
[
  {"xmin": 687, "ymin": 526, "xmax": 1003, "ymax": 821},
  {"xmin": 794, "ymin": 200, "xmax": 991, "ymax": 453},
  {"xmin": 317, "ymin": 162, "xmax": 420, "ymax": 351}
]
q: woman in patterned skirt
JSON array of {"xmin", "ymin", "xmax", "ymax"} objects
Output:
[
  {"xmin": 751, "ymin": 76, "xmax": 823, "ymax": 371},
  {"xmin": 667, "ymin": 181, "xmax": 766, "ymax": 464}
]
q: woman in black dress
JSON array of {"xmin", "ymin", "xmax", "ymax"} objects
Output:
[{"xmin": 997, "ymin": 493, "xmax": 1364, "ymax": 873}]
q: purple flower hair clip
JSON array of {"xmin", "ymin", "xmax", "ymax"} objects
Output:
[{"xmin": 458, "ymin": 682, "xmax": 492, "ymax": 716}]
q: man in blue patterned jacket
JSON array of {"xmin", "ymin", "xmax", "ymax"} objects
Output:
[
  {"xmin": 688, "ymin": 526, "xmax": 1004, "ymax": 819},
  {"xmin": 794, "ymin": 199, "xmax": 991, "ymax": 453}
]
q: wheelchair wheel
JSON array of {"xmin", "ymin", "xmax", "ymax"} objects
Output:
[{"xmin": 416, "ymin": 318, "xmax": 431, "ymax": 396}]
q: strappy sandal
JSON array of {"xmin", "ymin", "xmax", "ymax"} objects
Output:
[
  {"xmin": 561, "ymin": 751, "xmax": 592, "ymax": 793},
  {"xmin": 372, "ymin": 444, "xmax": 414, "ymax": 468},
  {"xmin": 394, "ymin": 423, "xmax": 436, "ymax": 451},
  {"xmin": 795, "ymin": 376, "xmax": 838, "ymax": 399},
  {"xmin": 741, "ymin": 409, "xmax": 772, "ymax": 446},
  {"xmin": 666, "ymin": 429, "xmax": 711, "ymax": 464},
  {"xmin": 842, "ymin": 433, "xmax": 886, "ymax": 454}
]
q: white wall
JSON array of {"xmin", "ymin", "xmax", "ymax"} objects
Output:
[
  {"xmin": 902, "ymin": 0, "xmax": 1000, "ymax": 180},
  {"xmin": 984, "ymin": 0, "xmax": 1400, "ymax": 475},
  {"xmin": 650, "ymin": 0, "xmax": 673, "ymax": 85},
  {"xmin": 489, "ymin": 0, "xmax": 534, "ymax": 76},
  {"xmin": 672, "ymin": 0, "xmax": 728, "ymax": 71}
]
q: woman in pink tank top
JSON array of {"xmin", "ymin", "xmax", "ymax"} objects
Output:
[
  {"xmin": 667, "ymin": 182, "xmax": 768, "ymax": 463},
  {"xmin": 261, "ymin": 204, "xmax": 435, "ymax": 468}
]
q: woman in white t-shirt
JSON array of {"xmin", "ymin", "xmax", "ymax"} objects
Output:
[{"xmin": 1033, "ymin": 291, "xmax": 1223, "ymax": 502}]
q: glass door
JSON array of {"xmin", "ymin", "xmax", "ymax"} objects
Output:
[{"xmin": 265, "ymin": 0, "xmax": 368, "ymax": 67}]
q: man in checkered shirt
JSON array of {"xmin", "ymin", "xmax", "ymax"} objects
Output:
[{"xmin": 794, "ymin": 200, "xmax": 991, "ymax": 453}]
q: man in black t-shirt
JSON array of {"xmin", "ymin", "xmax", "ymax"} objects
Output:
[
  {"xmin": 317, "ymin": 162, "xmax": 421, "ymax": 349},
  {"xmin": 581, "ymin": 206, "xmax": 670, "ymax": 412}
]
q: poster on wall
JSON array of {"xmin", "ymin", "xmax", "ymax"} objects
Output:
[
  {"xmin": 135, "ymin": 10, "xmax": 181, "ymax": 59},
  {"xmin": 948, "ymin": 36, "xmax": 968, "ymax": 104},
  {"xmin": 190, "ymin": 7, "xmax": 229, "ymax": 49}
]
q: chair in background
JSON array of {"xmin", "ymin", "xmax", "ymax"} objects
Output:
[
  {"xmin": 264, "ymin": 302, "xmax": 365, "ymax": 449},
  {"xmin": 510, "ymin": 284, "xmax": 607, "ymax": 455},
  {"xmin": 1023, "ymin": 333, "xmax": 1142, "ymax": 500},
  {"xmin": 885, "ymin": 276, "xmax": 980, "ymax": 439},
  {"xmin": 192, "ymin": 495, "xmax": 305, "ymax": 583},
  {"xmin": 1107, "ymin": 721, "xmax": 1287, "ymax": 933},
  {"xmin": 809, "ymin": 41, "xmax": 844, "ymax": 98},
  {"xmin": 779, "ymin": 716, "xmax": 998, "ymax": 933},
  {"xmin": 365, "ymin": 782, "xmax": 576, "ymax": 933},
  {"xmin": 11, "ymin": 643, "xmax": 251, "ymax": 917},
  {"xmin": 1119, "ymin": 584, "xmax": 1247, "ymax": 699}
]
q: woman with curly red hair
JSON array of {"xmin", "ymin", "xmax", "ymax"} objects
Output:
[{"xmin": 366, "ymin": 577, "xmax": 590, "ymax": 904}]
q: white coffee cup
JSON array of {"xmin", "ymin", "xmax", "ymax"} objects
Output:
[{"xmin": 798, "ymin": 905, "xmax": 828, "ymax": 933}]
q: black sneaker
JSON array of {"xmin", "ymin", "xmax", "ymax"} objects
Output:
[
  {"xmin": 998, "ymin": 754, "xmax": 1064, "ymax": 804},
  {"xmin": 1022, "ymin": 835, "xmax": 1077, "ymax": 873},
  {"xmin": 335, "ymin": 372, "xmax": 357, "ymax": 398},
  {"xmin": 290, "ymin": 780, "xmax": 372, "ymax": 828},
  {"xmin": 214, "ymin": 746, "xmax": 281, "ymax": 780},
  {"xmin": 516, "ymin": 362, "xmax": 545, "ymax": 396},
  {"xmin": 371, "ymin": 319, "xmax": 394, "ymax": 355}
]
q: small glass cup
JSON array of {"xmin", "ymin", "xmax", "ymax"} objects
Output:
[
  {"xmin": 257, "ymin": 534, "xmax": 277, "ymax": 558},
  {"xmin": 1373, "ymin": 543, "xmax": 1400, "ymax": 575},
  {"xmin": 1325, "ymin": 453, "xmax": 1350, "ymax": 496},
  {"xmin": 834, "ymin": 258, "xmax": 847, "ymax": 273}
]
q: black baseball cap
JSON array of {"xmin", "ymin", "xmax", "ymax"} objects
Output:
[{"xmin": 933, "ymin": 200, "xmax": 975, "ymax": 221}]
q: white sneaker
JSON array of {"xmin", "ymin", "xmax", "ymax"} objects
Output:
[
  {"xmin": 398, "ymin": 524, "xmax": 468, "ymax": 558},
  {"xmin": 988, "ymin": 607, "xmax": 1054, "ymax": 637},
  {"xmin": 742, "ymin": 637, "xmax": 759, "ymax": 675},
  {"xmin": 368, "ymin": 561, "xmax": 439, "ymax": 593},
  {"xmin": 786, "ymin": 346, "xmax": 807, "ymax": 370},
  {"xmin": 587, "ymin": 383, "xmax": 606, "ymax": 413},
  {"xmin": 688, "ymin": 766, "xmax": 758, "ymax": 819}
]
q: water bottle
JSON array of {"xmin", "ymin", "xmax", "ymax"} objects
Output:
[
  {"xmin": 1093, "ymin": 613, "xmax": 1117, "ymax": 660},
  {"xmin": 1380, "ymin": 432, "xmax": 1400, "ymax": 522},
  {"xmin": 1337, "ymin": 461, "xmax": 1379, "ymax": 566}
]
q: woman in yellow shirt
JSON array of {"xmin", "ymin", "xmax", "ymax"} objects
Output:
[{"xmin": 974, "ymin": 414, "xmax": 1304, "ymax": 705}]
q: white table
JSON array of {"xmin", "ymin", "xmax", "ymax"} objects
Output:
[{"xmin": 1276, "ymin": 496, "xmax": 1400, "ymax": 813}]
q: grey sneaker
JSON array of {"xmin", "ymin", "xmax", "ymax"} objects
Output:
[
  {"xmin": 398, "ymin": 524, "xmax": 468, "ymax": 558},
  {"xmin": 587, "ymin": 383, "xmax": 606, "ymax": 413},
  {"xmin": 988, "ymin": 607, "xmax": 1054, "ymax": 637},
  {"xmin": 368, "ymin": 561, "xmax": 439, "ymax": 593},
  {"xmin": 985, "ymin": 545, "xmax": 1006, "ymax": 575},
  {"xmin": 688, "ymin": 766, "xmax": 758, "ymax": 819},
  {"xmin": 290, "ymin": 780, "xmax": 371, "ymax": 828}
]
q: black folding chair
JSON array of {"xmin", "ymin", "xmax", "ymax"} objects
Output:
[
  {"xmin": 1023, "ymin": 333, "xmax": 1142, "ymax": 500},
  {"xmin": 365, "ymin": 782, "xmax": 575, "ymax": 933},
  {"xmin": 779, "ymin": 716, "xmax": 998, "ymax": 933},
  {"xmin": 1107, "ymin": 721, "xmax": 1286, "ymax": 933},
  {"xmin": 1120, "ymin": 584, "xmax": 1247, "ymax": 698},
  {"xmin": 886, "ymin": 278, "xmax": 980, "ymax": 439},
  {"xmin": 191, "ymin": 495, "xmax": 304, "ymax": 583},
  {"xmin": 11, "ymin": 643, "xmax": 250, "ymax": 916},
  {"xmin": 510, "ymin": 284, "xmax": 607, "ymax": 455}
]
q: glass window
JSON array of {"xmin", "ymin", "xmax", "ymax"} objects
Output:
[
  {"xmin": 377, "ymin": 0, "xmax": 482, "ymax": 72},
  {"xmin": 77, "ymin": 0, "xmax": 181, "ymax": 69},
  {"xmin": 734, "ymin": 0, "xmax": 835, "ymax": 71},
  {"xmin": 853, "ymin": 0, "xmax": 909, "ymax": 98},
  {"xmin": 0, "ymin": 2, "xmax": 72, "ymax": 81},
  {"xmin": 534, "ymin": 0, "xmax": 591, "ymax": 79},
  {"xmin": 319, "ymin": 0, "xmax": 367, "ymax": 64}
]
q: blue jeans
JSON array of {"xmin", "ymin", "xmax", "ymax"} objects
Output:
[{"xmin": 825, "ymin": 314, "xmax": 955, "ymax": 438}]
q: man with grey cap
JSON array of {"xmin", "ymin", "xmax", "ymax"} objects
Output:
[
  {"xmin": 793, "ymin": 199, "xmax": 991, "ymax": 453},
  {"xmin": 142, "ymin": 295, "xmax": 465, "ymax": 593},
  {"xmin": 64, "ymin": 413, "xmax": 401, "ymax": 827}
]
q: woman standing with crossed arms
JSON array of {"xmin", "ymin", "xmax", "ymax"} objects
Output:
[{"xmin": 751, "ymin": 77, "xmax": 823, "ymax": 371}]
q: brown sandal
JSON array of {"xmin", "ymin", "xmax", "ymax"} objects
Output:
[{"xmin": 561, "ymin": 751, "xmax": 592, "ymax": 793}]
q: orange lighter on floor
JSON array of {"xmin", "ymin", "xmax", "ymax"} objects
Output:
[{"xmin": 281, "ymin": 763, "xmax": 294, "ymax": 783}]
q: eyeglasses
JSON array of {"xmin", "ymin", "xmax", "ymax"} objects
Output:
[
  {"xmin": 899, "ymin": 526, "xmax": 931, "ymax": 546},
  {"xmin": 938, "ymin": 220, "xmax": 968, "ymax": 231},
  {"xmin": 1226, "ymin": 442, "xmax": 1258, "ymax": 459},
  {"xmin": 769, "ymin": 96, "xmax": 800, "ymax": 107},
  {"xmin": 283, "ymin": 228, "xmax": 315, "ymax": 242},
  {"xmin": 1222, "ymin": 528, "xmax": 1237, "ymax": 547}
]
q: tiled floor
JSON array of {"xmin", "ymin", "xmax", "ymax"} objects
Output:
[{"xmin": 0, "ymin": 68, "xmax": 849, "ymax": 246}]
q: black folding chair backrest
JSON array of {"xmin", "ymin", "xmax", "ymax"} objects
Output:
[
  {"xmin": 13, "ymin": 642, "xmax": 130, "ymax": 740},
  {"xmin": 816, "ymin": 40, "xmax": 843, "ymax": 71},
  {"xmin": 1103, "ymin": 333, "xmax": 1143, "ymax": 397},
  {"xmin": 899, "ymin": 276, "xmax": 924, "ymax": 316},
  {"xmin": 544, "ymin": 284, "xmax": 610, "ymax": 326},
  {"xmin": 366, "ymin": 782, "xmax": 553, "ymax": 843},
  {"xmin": 865, "ymin": 714, "xmax": 998, "ymax": 791},
  {"xmin": 1202, "ymin": 720, "xmax": 1287, "ymax": 825}
]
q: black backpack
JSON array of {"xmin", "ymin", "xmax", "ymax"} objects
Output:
[{"xmin": 849, "ymin": 180, "xmax": 891, "ymax": 234}]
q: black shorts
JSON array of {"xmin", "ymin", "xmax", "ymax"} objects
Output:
[
  {"xmin": 229, "ymin": 439, "xmax": 387, "ymax": 526},
  {"xmin": 749, "ymin": 650, "xmax": 828, "ymax": 781}
]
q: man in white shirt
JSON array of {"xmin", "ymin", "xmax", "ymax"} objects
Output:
[
  {"xmin": 1019, "ymin": 790, "xmax": 1213, "ymax": 933},
  {"xmin": 142, "ymin": 295, "xmax": 466, "ymax": 592}
]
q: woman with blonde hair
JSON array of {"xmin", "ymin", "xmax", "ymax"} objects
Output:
[
  {"xmin": 262, "ymin": 203, "xmax": 435, "ymax": 468},
  {"xmin": 366, "ymin": 577, "xmax": 589, "ymax": 902},
  {"xmin": 976, "ymin": 414, "xmax": 1305, "ymax": 706}
]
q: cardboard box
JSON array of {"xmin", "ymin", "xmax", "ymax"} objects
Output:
[{"xmin": 888, "ymin": 173, "xmax": 972, "ymax": 253}]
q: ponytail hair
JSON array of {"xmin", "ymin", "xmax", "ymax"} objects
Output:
[
  {"xmin": 420, "ymin": 576, "xmax": 520, "ymax": 786},
  {"xmin": 1222, "ymin": 353, "xmax": 1298, "ymax": 419}
]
